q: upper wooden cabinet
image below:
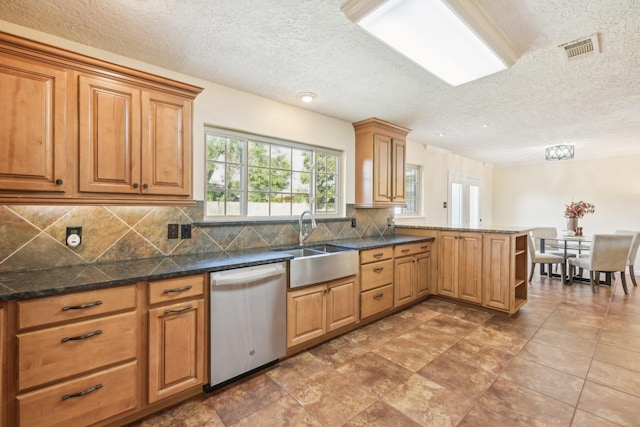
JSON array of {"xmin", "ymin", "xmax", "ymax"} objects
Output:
[
  {"xmin": 353, "ymin": 118, "xmax": 410, "ymax": 208},
  {"xmin": 78, "ymin": 77, "xmax": 192, "ymax": 196},
  {"xmin": 0, "ymin": 31, "xmax": 202, "ymax": 204},
  {"xmin": 0, "ymin": 52, "xmax": 68, "ymax": 193}
]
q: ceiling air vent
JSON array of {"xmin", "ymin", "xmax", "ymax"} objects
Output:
[{"xmin": 559, "ymin": 33, "xmax": 600, "ymax": 61}]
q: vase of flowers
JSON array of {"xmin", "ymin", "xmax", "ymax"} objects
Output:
[{"xmin": 564, "ymin": 200, "xmax": 595, "ymax": 232}]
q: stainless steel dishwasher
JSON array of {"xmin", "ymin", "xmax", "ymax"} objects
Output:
[{"xmin": 205, "ymin": 262, "xmax": 287, "ymax": 391}]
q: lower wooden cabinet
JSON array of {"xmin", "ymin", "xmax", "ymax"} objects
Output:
[
  {"xmin": 147, "ymin": 275, "xmax": 206, "ymax": 404},
  {"xmin": 438, "ymin": 231, "xmax": 483, "ymax": 304},
  {"xmin": 394, "ymin": 242, "xmax": 433, "ymax": 307},
  {"xmin": 16, "ymin": 361, "xmax": 138, "ymax": 427},
  {"xmin": 286, "ymin": 275, "xmax": 358, "ymax": 348}
]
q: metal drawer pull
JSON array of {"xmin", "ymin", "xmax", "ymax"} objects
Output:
[
  {"xmin": 401, "ymin": 249, "xmax": 410, "ymax": 253},
  {"xmin": 420, "ymin": 246, "xmax": 429, "ymax": 250},
  {"xmin": 373, "ymin": 267, "xmax": 384, "ymax": 273},
  {"xmin": 62, "ymin": 384, "xmax": 103, "ymax": 400},
  {"xmin": 373, "ymin": 293, "xmax": 384, "ymax": 300},
  {"xmin": 165, "ymin": 305, "xmax": 193, "ymax": 314},
  {"xmin": 373, "ymin": 253, "xmax": 384, "ymax": 258},
  {"xmin": 62, "ymin": 301, "xmax": 103, "ymax": 311},
  {"xmin": 163, "ymin": 285, "xmax": 193, "ymax": 294},
  {"xmin": 61, "ymin": 329, "xmax": 102, "ymax": 343}
]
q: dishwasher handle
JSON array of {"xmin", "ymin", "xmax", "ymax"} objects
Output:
[{"xmin": 211, "ymin": 263, "xmax": 285, "ymax": 287}]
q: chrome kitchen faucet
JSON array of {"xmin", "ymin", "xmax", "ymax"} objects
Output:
[{"xmin": 298, "ymin": 210, "xmax": 317, "ymax": 246}]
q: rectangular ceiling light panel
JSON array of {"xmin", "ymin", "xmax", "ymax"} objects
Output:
[{"xmin": 343, "ymin": 0, "xmax": 519, "ymax": 86}]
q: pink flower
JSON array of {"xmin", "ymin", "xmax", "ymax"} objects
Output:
[{"xmin": 564, "ymin": 201, "xmax": 595, "ymax": 218}]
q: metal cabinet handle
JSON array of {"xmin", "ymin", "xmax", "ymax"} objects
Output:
[
  {"xmin": 62, "ymin": 301, "xmax": 103, "ymax": 311},
  {"xmin": 61, "ymin": 329, "xmax": 102, "ymax": 343},
  {"xmin": 133, "ymin": 183, "xmax": 139, "ymax": 189},
  {"xmin": 420, "ymin": 245, "xmax": 429, "ymax": 250},
  {"xmin": 163, "ymin": 285, "xmax": 193, "ymax": 294},
  {"xmin": 142, "ymin": 183, "xmax": 149, "ymax": 189},
  {"xmin": 373, "ymin": 253, "xmax": 384, "ymax": 258},
  {"xmin": 373, "ymin": 293, "xmax": 384, "ymax": 300},
  {"xmin": 373, "ymin": 267, "xmax": 384, "ymax": 273},
  {"xmin": 165, "ymin": 305, "xmax": 193, "ymax": 315},
  {"xmin": 401, "ymin": 249, "xmax": 410, "ymax": 253},
  {"xmin": 55, "ymin": 179, "xmax": 63, "ymax": 185},
  {"xmin": 62, "ymin": 384, "xmax": 103, "ymax": 400}
]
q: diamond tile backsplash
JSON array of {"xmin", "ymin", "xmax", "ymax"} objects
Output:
[{"xmin": 0, "ymin": 203, "xmax": 394, "ymax": 272}]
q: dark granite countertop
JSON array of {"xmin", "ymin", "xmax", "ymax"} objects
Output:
[
  {"xmin": 395, "ymin": 222, "xmax": 530, "ymax": 235},
  {"xmin": 0, "ymin": 235, "xmax": 433, "ymax": 301}
]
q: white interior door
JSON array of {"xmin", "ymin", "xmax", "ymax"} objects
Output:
[{"xmin": 449, "ymin": 174, "xmax": 482, "ymax": 228}]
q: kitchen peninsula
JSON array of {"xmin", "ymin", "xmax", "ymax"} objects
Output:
[{"xmin": 395, "ymin": 222, "xmax": 529, "ymax": 315}]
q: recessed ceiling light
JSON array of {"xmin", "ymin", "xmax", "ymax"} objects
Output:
[
  {"xmin": 298, "ymin": 92, "xmax": 317, "ymax": 103},
  {"xmin": 481, "ymin": 124, "xmax": 489, "ymax": 128},
  {"xmin": 437, "ymin": 132, "xmax": 445, "ymax": 137}
]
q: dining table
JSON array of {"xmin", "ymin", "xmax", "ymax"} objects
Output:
[{"xmin": 537, "ymin": 235, "xmax": 611, "ymax": 284}]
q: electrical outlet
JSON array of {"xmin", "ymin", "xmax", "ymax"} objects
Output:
[
  {"xmin": 351, "ymin": 218, "xmax": 357, "ymax": 228},
  {"xmin": 66, "ymin": 226, "xmax": 82, "ymax": 247},
  {"xmin": 387, "ymin": 217, "xmax": 393, "ymax": 227},
  {"xmin": 181, "ymin": 224, "xmax": 192, "ymax": 239},
  {"xmin": 168, "ymin": 224, "xmax": 179, "ymax": 239}
]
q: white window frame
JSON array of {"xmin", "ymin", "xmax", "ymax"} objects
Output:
[
  {"xmin": 395, "ymin": 164, "xmax": 421, "ymax": 217},
  {"xmin": 204, "ymin": 127, "xmax": 342, "ymax": 221}
]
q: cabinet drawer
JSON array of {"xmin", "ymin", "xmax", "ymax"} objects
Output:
[
  {"xmin": 360, "ymin": 247, "xmax": 393, "ymax": 264},
  {"xmin": 360, "ymin": 284, "xmax": 393, "ymax": 319},
  {"xmin": 360, "ymin": 260, "xmax": 394, "ymax": 292},
  {"xmin": 394, "ymin": 242, "xmax": 431, "ymax": 258},
  {"xmin": 17, "ymin": 285, "xmax": 136, "ymax": 330},
  {"xmin": 17, "ymin": 361, "xmax": 137, "ymax": 427},
  {"xmin": 18, "ymin": 311, "xmax": 137, "ymax": 391},
  {"xmin": 148, "ymin": 274, "xmax": 204, "ymax": 305}
]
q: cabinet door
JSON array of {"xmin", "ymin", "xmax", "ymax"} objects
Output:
[
  {"xmin": 458, "ymin": 233, "xmax": 483, "ymax": 304},
  {"xmin": 326, "ymin": 277, "xmax": 358, "ymax": 332},
  {"xmin": 416, "ymin": 252, "xmax": 431, "ymax": 298},
  {"xmin": 394, "ymin": 256, "xmax": 414, "ymax": 307},
  {"xmin": 286, "ymin": 285, "xmax": 326, "ymax": 348},
  {"xmin": 0, "ymin": 53, "xmax": 67, "ymax": 192},
  {"xmin": 483, "ymin": 234, "xmax": 511, "ymax": 311},
  {"xmin": 392, "ymin": 139, "xmax": 406, "ymax": 203},
  {"xmin": 141, "ymin": 90, "xmax": 192, "ymax": 196},
  {"xmin": 372, "ymin": 134, "xmax": 392, "ymax": 203},
  {"xmin": 148, "ymin": 299, "xmax": 205, "ymax": 403},
  {"xmin": 78, "ymin": 75, "xmax": 141, "ymax": 194},
  {"xmin": 438, "ymin": 233, "xmax": 459, "ymax": 298}
]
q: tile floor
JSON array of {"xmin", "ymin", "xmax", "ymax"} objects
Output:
[{"xmin": 131, "ymin": 272, "xmax": 640, "ymax": 426}]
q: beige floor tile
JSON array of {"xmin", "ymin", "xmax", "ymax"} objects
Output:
[
  {"xmin": 336, "ymin": 352, "xmax": 412, "ymax": 397},
  {"xmin": 424, "ymin": 313, "xmax": 481, "ymax": 336},
  {"xmin": 307, "ymin": 335, "xmax": 368, "ymax": 369},
  {"xmin": 266, "ymin": 352, "xmax": 333, "ymax": 393},
  {"xmin": 289, "ymin": 370, "xmax": 378, "ymax": 427},
  {"xmin": 602, "ymin": 315, "xmax": 640, "ymax": 337},
  {"xmin": 231, "ymin": 395, "xmax": 322, "ymax": 427},
  {"xmin": 418, "ymin": 354, "xmax": 496, "ymax": 398},
  {"xmin": 372, "ymin": 336, "xmax": 441, "ymax": 372},
  {"xmin": 578, "ymin": 380, "xmax": 640, "ymax": 427},
  {"xmin": 587, "ymin": 359, "xmax": 640, "ymax": 397},
  {"xmin": 383, "ymin": 373, "xmax": 476, "ymax": 427},
  {"xmin": 448, "ymin": 304, "xmax": 495, "ymax": 324},
  {"xmin": 571, "ymin": 409, "xmax": 622, "ymax": 427},
  {"xmin": 400, "ymin": 324, "xmax": 462, "ymax": 353},
  {"xmin": 499, "ymin": 357, "xmax": 584, "ymax": 406},
  {"xmin": 342, "ymin": 400, "xmax": 422, "ymax": 427},
  {"xmin": 530, "ymin": 327, "xmax": 598, "ymax": 357},
  {"xmin": 208, "ymin": 374, "xmax": 287, "ymax": 425},
  {"xmin": 519, "ymin": 339, "xmax": 592, "ymax": 378},
  {"xmin": 133, "ymin": 395, "xmax": 225, "ymax": 427},
  {"xmin": 599, "ymin": 330, "xmax": 640, "ymax": 353},
  {"xmin": 593, "ymin": 342, "xmax": 640, "ymax": 373},
  {"xmin": 478, "ymin": 377, "xmax": 575, "ymax": 426},
  {"xmin": 541, "ymin": 316, "xmax": 601, "ymax": 341},
  {"xmin": 445, "ymin": 338, "xmax": 516, "ymax": 375},
  {"xmin": 465, "ymin": 326, "xmax": 528, "ymax": 355},
  {"xmin": 458, "ymin": 404, "xmax": 529, "ymax": 427}
]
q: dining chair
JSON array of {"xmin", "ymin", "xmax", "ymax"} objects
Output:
[
  {"xmin": 530, "ymin": 227, "xmax": 575, "ymax": 274},
  {"xmin": 568, "ymin": 234, "xmax": 634, "ymax": 294},
  {"xmin": 528, "ymin": 231, "xmax": 566, "ymax": 282},
  {"xmin": 615, "ymin": 230, "xmax": 640, "ymax": 287}
]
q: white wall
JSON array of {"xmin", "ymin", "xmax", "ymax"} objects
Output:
[
  {"xmin": 405, "ymin": 141, "xmax": 494, "ymax": 226},
  {"xmin": 493, "ymin": 155, "xmax": 640, "ymax": 265}
]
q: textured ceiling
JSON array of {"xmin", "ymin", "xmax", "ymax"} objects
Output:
[{"xmin": 1, "ymin": 0, "xmax": 639, "ymax": 165}]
